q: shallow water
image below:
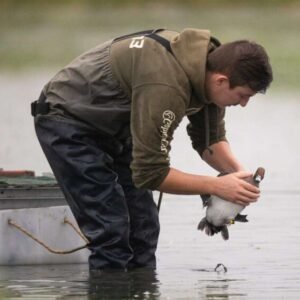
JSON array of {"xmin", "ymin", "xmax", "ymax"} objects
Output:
[
  {"xmin": 1, "ymin": 73, "xmax": 300, "ymax": 299},
  {"xmin": 0, "ymin": 192, "xmax": 300, "ymax": 299}
]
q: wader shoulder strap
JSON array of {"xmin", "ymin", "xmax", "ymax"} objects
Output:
[
  {"xmin": 147, "ymin": 33, "xmax": 173, "ymax": 55},
  {"xmin": 147, "ymin": 33, "xmax": 221, "ymax": 56},
  {"xmin": 113, "ymin": 29, "xmax": 220, "ymax": 56}
]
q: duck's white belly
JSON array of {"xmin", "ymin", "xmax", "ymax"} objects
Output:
[{"xmin": 206, "ymin": 196, "xmax": 244, "ymax": 227}]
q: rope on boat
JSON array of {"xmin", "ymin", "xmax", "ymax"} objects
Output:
[
  {"xmin": 7, "ymin": 218, "xmax": 89, "ymax": 254},
  {"xmin": 63, "ymin": 217, "xmax": 89, "ymax": 243}
]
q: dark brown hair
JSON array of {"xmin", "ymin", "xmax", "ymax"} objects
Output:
[{"xmin": 207, "ymin": 40, "xmax": 273, "ymax": 93}]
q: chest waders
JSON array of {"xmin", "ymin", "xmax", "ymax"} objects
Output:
[{"xmin": 31, "ymin": 30, "xmax": 175, "ymax": 270}]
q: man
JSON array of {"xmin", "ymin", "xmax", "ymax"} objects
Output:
[{"xmin": 31, "ymin": 28, "xmax": 273, "ymax": 271}]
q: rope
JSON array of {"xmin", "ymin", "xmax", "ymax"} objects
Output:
[
  {"xmin": 157, "ymin": 192, "xmax": 163, "ymax": 213},
  {"xmin": 7, "ymin": 218, "xmax": 88, "ymax": 255},
  {"xmin": 63, "ymin": 217, "xmax": 89, "ymax": 243}
]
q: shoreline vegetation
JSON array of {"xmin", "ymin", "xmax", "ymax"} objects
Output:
[
  {"xmin": 1, "ymin": 1, "xmax": 300, "ymax": 90},
  {"xmin": 1, "ymin": 0, "xmax": 300, "ymax": 6}
]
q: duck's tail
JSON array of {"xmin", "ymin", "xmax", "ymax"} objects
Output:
[{"xmin": 197, "ymin": 217, "xmax": 229, "ymax": 240}]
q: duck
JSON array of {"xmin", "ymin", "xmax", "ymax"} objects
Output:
[{"xmin": 198, "ymin": 167, "xmax": 265, "ymax": 240}]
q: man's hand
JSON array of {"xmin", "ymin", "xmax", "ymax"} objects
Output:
[
  {"xmin": 157, "ymin": 169, "xmax": 260, "ymax": 204},
  {"xmin": 213, "ymin": 171, "xmax": 260, "ymax": 206}
]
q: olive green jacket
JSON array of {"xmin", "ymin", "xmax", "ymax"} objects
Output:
[{"xmin": 43, "ymin": 28, "xmax": 226, "ymax": 190}]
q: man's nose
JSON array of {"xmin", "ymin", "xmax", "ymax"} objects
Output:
[{"xmin": 240, "ymin": 98, "xmax": 249, "ymax": 107}]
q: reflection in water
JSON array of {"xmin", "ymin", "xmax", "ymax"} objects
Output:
[
  {"xmin": 0, "ymin": 265, "xmax": 160, "ymax": 299},
  {"xmin": 88, "ymin": 268, "xmax": 160, "ymax": 300},
  {"xmin": 192, "ymin": 267, "xmax": 245, "ymax": 299},
  {"xmin": 200, "ymin": 281, "xmax": 247, "ymax": 300},
  {"xmin": 203, "ymin": 283, "xmax": 230, "ymax": 300}
]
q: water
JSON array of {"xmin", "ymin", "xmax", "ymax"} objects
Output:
[
  {"xmin": 1, "ymin": 73, "xmax": 300, "ymax": 299},
  {"xmin": 0, "ymin": 193, "xmax": 300, "ymax": 299}
]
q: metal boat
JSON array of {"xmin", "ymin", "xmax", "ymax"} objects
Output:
[{"xmin": 0, "ymin": 169, "xmax": 89, "ymax": 265}]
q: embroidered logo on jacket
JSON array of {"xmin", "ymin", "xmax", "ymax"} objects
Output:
[
  {"xmin": 129, "ymin": 36, "xmax": 145, "ymax": 49},
  {"xmin": 160, "ymin": 110, "xmax": 176, "ymax": 156}
]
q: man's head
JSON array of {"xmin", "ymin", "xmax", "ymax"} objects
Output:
[{"xmin": 205, "ymin": 40, "xmax": 273, "ymax": 108}]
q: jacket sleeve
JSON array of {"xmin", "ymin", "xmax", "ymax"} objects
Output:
[
  {"xmin": 130, "ymin": 84, "xmax": 186, "ymax": 190},
  {"xmin": 186, "ymin": 104, "xmax": 227, "ymax": 157}
]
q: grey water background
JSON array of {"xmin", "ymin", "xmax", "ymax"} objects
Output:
[
  {"xmin": 1, "ymin": 1, "xmax": 300, "ymax": 299},
  {"xmin": 1, "ymin": 75, "xmax": 300, "ymax": 300}
]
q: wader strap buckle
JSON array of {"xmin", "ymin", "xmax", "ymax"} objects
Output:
[{"xmin": 31, "ymin": 92, "xmax": 50, "ymax": 117}]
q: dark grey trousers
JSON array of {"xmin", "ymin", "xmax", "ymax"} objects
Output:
[{"xmin": 34, "ymin": 115, "xmax": 160, "ymax": 270}]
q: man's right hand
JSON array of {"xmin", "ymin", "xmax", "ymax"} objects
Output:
[
  {"xmin": 213, "ymin": 171, "xmax": 260, "ymax": 206},
  {"xmin": 158, "ymin": 168, "xmax": 260, "ymax": 206}
]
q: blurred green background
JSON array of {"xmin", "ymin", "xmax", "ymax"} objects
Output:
[{"xmin": 1, "ymin": 0, "xmax": 299, "ymax": 90}]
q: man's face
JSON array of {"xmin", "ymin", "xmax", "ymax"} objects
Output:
[{"xmin": 205, "ymin": 72, "xmax": 256, "ymax": 108}]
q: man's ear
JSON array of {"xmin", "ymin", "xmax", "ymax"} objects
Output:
[{"xmin": 215, "ymin": 74, "xmax": 229, "ymax": 86}]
